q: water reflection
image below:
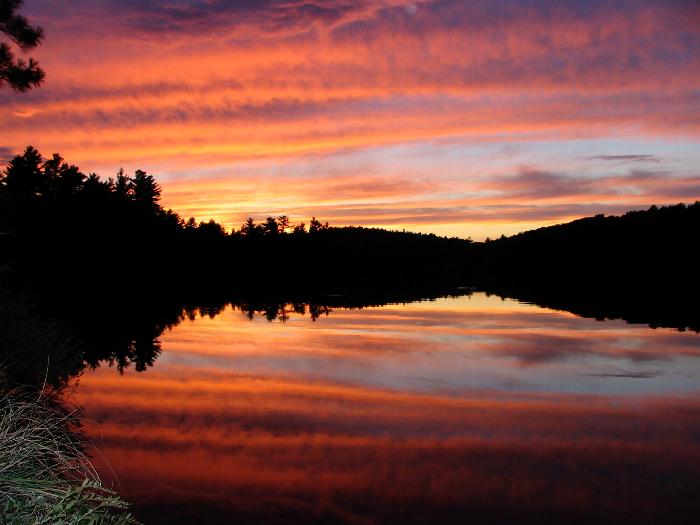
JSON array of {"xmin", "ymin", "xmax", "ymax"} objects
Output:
[
  {"xmin": 74, "ymin": 294, "xmax": 700, "ymax": 524},
  {"xmin": 26, "ymin": 285, "xmax": 692, "ymax": 388}
]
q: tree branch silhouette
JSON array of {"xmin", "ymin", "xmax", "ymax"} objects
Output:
[{"xmin": 0, "ymin": 0, "xmax": 44, "ymax": 92}]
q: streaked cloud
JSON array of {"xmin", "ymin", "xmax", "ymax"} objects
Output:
[{"xmin": 586, "ymin": 154, "xmax": 661, "ymax": 163}]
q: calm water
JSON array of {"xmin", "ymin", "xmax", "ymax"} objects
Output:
[{"xmin": 74, "ymin": 294, "xmax": 700, "ymax": 524}]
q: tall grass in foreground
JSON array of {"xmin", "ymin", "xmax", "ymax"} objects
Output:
[{"xmin": 0, "ymin": 389, "xmax": 139, "ymax": 524}]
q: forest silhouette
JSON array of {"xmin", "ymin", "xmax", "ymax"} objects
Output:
[
  {"xmin": 1, "ymin": 146, "xmax": 699, "ymax": 388},
  {"xmin": 2, "ymin": 146, "xmax": 698, "ymax": 296}
]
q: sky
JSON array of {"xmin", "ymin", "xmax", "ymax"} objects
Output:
[{"xmin": 1, "ymin": 0, "xmax": 699, "ymax": 239}]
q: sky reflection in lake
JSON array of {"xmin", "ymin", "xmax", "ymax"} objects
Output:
[{"xmin": 76, "ymin": 294, "xmax": 700, "ymax": 524}]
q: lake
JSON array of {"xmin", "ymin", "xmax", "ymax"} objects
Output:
[{"xmin": 73, "ymin": 293, "xmax": 700, "ymax": 524}]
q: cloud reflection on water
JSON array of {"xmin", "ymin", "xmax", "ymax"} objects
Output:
[{"xmin": 78, "ymin": 294, "xmax": 700, "ymax": 524}]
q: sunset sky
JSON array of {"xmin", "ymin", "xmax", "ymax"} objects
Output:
[{"xmin": 1, "ymin": 0, "xmax": 699, "ymax": 238}]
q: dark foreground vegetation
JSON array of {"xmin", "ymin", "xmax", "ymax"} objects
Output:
[
  {"xmin": 0, "ymin": 387, "xmax": 139, "ymax": 524},
  {"xmin": 1, "ymin": 146, "xmax": 699, "ymax": 386}
]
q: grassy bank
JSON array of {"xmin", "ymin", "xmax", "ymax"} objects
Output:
[{"xmin": 0, "ymin": 388, "xmax": 140, "ymax": 524}]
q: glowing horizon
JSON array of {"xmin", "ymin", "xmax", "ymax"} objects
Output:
[{"xmin": 1, "ymin": 0, "xmax": 699, "ymax": 239}]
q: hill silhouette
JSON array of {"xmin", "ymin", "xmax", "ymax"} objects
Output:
[{"xmin": 474, "ymin": 203, "xmax": 699, "ymax": 291}]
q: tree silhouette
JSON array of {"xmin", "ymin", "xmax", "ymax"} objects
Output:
[
  {"xmin": 82, "ymin": 172, "xmax": 112, "ymax": 198},
  {"xmin": 132, "ymin": 169, "xmax": 161, "ymax": 209},
  {"xmin": 114, "ymin": 168, "xmax": 133, "ymax": 199},
  {"xmin": 277, "ymin": 215, "xmax": 290, "ymax": 234},
  {"xmin": 240, "ymin": 217, "xmax": 257, "ymax": 236},
  {"xmin": 42, "ymin": 153, "xmax": 85, "ymax": 197},
  {"xmin": 184, "ymin": 216, "xmax": 197, "ymax": 230},
  {"xmin": 198, "ymin": 219, "xmax": 226, "ymax": 238},
  {"xmin": 263, "ymin": 216, "xmax": 279, "ymax": 236},
  {"xmin": 0, "ymin": 0, "xmax": 44, "ymax": 92},
  {"xmin": 0, "ymin": 144, "xmax": 42, "ymax": 194},
  {"xmin": 309, "ymin": 217, "xmax": 328, "ymax": 234}
]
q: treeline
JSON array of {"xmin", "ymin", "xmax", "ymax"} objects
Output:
[
  {"xmin": 0, "ymin": 146, "xmax": 474, "ymax": 302},
  {"xmin": 1, "ymin": 146, "xmax": 698, "ymax": 320}
]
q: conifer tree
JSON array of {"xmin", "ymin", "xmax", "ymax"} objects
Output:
[{"xmin": 1, "ymin": 0, "xmax": 45, "ymax": 92}]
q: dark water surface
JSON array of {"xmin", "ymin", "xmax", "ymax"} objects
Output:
[{"xmin": 74, "ymin": 294, "xmax": 700, "ymax": 524}]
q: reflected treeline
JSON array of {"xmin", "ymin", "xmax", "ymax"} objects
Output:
[
  {"xmin": 0, "ymin": 280, "xmax": 179, "ymax": 388},
  {"xmin": 483, "ymin": 287, "xmax": 700, "ymax": 334},
  {"xmin": 179, "ymin": 302, "xmax": 333, "ymax": 323},
  {"xmin": 202, "ymin": 289, "xmax": 700, "ymax": 332},
  {"xmin": 225, "ymin": 289, "xmax": 468, "ymax": 322},
  {"xmin": 4, "ymin": 280, "xmax": 699, "ymax": 393},
  {"xmin": 0, "ymin": 273, "xmax": 469, "ymax": 389},
  {"xmin": 230, "ymin": 302, "xmax": 332, "ymax": 322}
]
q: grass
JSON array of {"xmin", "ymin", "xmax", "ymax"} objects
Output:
[{"xmin": 0, "ymin": 388, "xmax": 140, "ymax": 524}]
